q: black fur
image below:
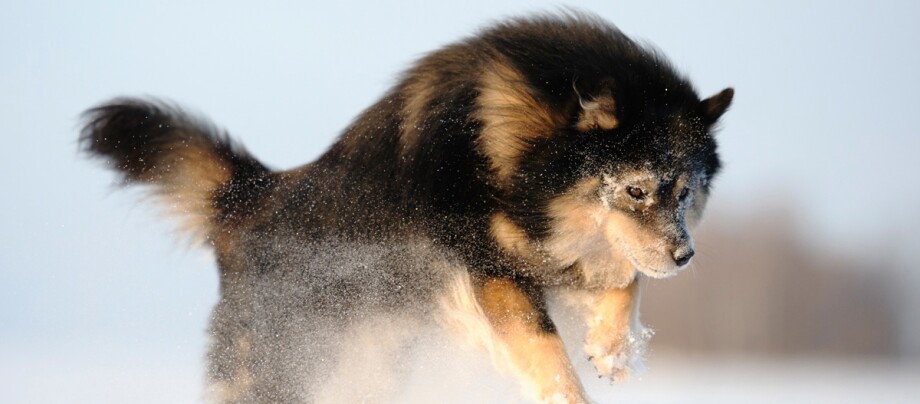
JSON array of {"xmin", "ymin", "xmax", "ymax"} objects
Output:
[
  {"xmin": 80, "ymin": 100, "xmax": 276, "ymax": 226},
  {"xmin": 82, "ymin": 12, "xmax": 732, "ymax": 402}
]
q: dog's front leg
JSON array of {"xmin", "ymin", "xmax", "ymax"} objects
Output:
[
  {"xmin": 475, "ymin": 277, "xmax": 588, "ymax": 404},
  {"xmin": 583, "ymin": 276, "xmax": 652, "ymax": 382}
]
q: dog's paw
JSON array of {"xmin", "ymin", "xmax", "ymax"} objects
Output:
[
  {"xmin": 541, "ymin": 389, "xmax": 589, "ymax": 404},
  {"xmin": 584, "ymin": 325, "xmax": 653, "ymax": 382}
]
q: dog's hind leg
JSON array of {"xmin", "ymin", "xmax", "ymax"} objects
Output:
[
  {"xmin": 312, "ymin": 315, "xmax": 419, "ymax": 404},
  {"xmin": 205, "ymin": 279, "xmax": 257, "ymax": 404},
  {"xmin": 474, "ymin": 277, "xmax": 588, "ymax": 404}
]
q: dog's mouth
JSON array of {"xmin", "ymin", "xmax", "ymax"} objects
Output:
[
  {"xmin": 636, "ymin": 255, "xmax": 692, "ymax": 279},
  {"xmin": 616, "ymin": 240, "xmax": 689, "ymax": 280},
  {"xmin": 637, "ymin": 265, "xmax": 683, "ymax": 279}
]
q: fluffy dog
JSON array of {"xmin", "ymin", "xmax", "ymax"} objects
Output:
[{"xmin": 81, "ymin": 13, "xmax": 732, "ymax": 403}]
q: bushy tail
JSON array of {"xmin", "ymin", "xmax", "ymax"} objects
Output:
[{"xmin": 80, "ymin": 98, "xmax": 275, "ymax": 240}]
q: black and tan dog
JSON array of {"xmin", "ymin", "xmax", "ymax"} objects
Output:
[{"xmin": 82, "ymin": 13, "xmax": 732, "ymax": 403}]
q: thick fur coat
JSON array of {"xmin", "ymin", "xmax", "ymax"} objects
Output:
[{"xmin": 82, "ymin": 13, "xmax": 732, "ymax": 403}]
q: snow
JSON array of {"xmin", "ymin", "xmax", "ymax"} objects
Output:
[{"xmin": 4, "ymin": 351, "xmax": 917, "ymax": 403}]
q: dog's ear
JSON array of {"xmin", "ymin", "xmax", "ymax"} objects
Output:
[
  {"xmin": 700, "ymin": 87, "xmax": 734, "ymax": 125},
  {"xmin": 575, "ymin": 79, "xmax": 618, "ymax": 132}
]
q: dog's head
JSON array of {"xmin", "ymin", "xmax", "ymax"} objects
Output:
[{"xmin": 482, "ymin": 61, "xmax": 733, "ymax": 288}]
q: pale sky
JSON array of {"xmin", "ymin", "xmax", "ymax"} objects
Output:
[{"xmin": 2, "ymin": 1, "xmax": 919, "ymax": 402}]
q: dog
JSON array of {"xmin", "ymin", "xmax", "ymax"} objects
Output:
[{"xmin": 81, "ymin": 12, "xmax": 732, "ymax": 404}]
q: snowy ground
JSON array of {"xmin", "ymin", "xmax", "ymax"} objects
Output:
[
  {"xmin": 583, "ymin": 354, "xmax": 920, "ymax": 404},
  {"xmin": 400, "ymin": 347, "xmax": 920, "ymax": 404},
  {"xmin": 4, "ymin": 348, "xmax": 918, "ymax": 403}
]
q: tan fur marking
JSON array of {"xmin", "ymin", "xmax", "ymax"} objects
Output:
[
  {"xmin": 490, "ymin": 212, "xmax": 542, "ymax": 265},
  {"xmin": 604, "ymin": 211, "xmax": 662, "ymax": 252},
  {"xmin": 575, "ymin": 91, "xmax": 618, "ymax": 132},
  {"xmin": 477, "ymin": 278, "xmax": 587, "ymax": 403},
  {"xmin": 604, "ymin": 210, "xmax": 678, "ymax": 279},
  {"xmin": 439, "ymin": 269, "xmax": 514, "ymax": 372},
  {"xmin": 400, "ymin": 71, "xmax": 438, "ymax": 153},
  {"xmin": 146, "ymin": 137, "xmax": 233, "ymax": 244},
  {"xmin": 545, "ymin": 192, "xmax": 606, "ymax": 266},
  {"xmin": 475, "ymin": 59, "xmax": 565, "ymax": 186},
  {"xmin": 542, "ymin": 178, "xmax": 638, "ymax": 288}
]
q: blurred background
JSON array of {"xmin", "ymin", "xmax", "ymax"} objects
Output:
[{"xmin": 2, "ymin": 1, "xmax": 918, "ymax": 402}]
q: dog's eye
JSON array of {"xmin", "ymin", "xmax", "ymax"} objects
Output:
[
  {"xmin": 678, "ymin": 187, "xmax": 690, "ymax": 201},
  {"xmin": 626, "ymin": 186, "xmax": 645, "ymax": 200}
]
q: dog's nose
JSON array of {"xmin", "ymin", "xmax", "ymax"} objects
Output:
[{"xmin": 673, "ymin": 248, "xmax": 694, "ymax": 266}]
